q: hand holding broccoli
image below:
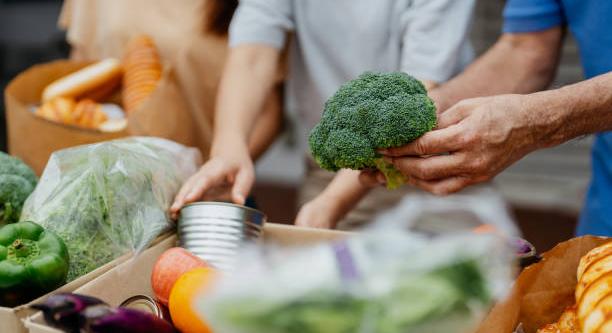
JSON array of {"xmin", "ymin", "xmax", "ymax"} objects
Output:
[{"xmin": 377, "ymin": 94, "xmax": 544, "ymax": 195}]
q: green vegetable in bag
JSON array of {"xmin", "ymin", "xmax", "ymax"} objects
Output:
[
  {"xmin": 20, "ymin": 138, "xmax": 200, "ymax": 281},
  {"xmin": 203, "ymin": 233, "xmax": 512, "ymax": 333}
]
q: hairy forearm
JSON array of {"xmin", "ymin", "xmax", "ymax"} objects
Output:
[
  {"xmin": 248, "ymin": 85, "xmax": 284, "ymax": 160},
  {"xmin": 431, "ymin": 28, "xmax": 563, "ymax": 112},
  {"xmin": 529, "ymin": 72, "xmax": 612, "ymax": 148},
  {"xmin": 212, "ymin": 45, "xmax": 280, "ymax": 154}
]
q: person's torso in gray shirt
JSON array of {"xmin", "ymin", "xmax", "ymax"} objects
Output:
[{"xmin": 231, "ymin": 0, "xmax": 475, "ymax": 129}]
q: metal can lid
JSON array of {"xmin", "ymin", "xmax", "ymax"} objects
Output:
[
  {"xmin": 119, "ymin": 295, "xmax": 168, "ymax": 319},
  {"xmin": 181, "ymin": 202, "xmax": 267, "ymax": 226}
]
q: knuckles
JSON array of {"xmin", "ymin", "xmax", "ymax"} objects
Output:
[
  {"xmin": 468, "ymin": 156, "xmax": 487, "ymax": 173},
  {"xmin": 454, "ymin": 100, "xmax": 473, "ymax": 114},
  {"xmin": 412, "ymin": 140, "xmax": 428, "ymax": 156}
]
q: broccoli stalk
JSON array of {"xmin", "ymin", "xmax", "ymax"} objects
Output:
[
  {"xmin": 309, "ymin": 72, "xmax": 437, "ymax": 189},
  {"xmin": 374, "ymin": 159, "xmax": 406, "ymax": 190}
]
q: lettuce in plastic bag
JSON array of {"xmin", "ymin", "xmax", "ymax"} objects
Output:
[
  {"xmin": 20, "ymin": 137, "xmax": 200, "ymax": 280},
  {"xmin": 200, "ymin": 232, "xmax": 514, "ymax": 333}
]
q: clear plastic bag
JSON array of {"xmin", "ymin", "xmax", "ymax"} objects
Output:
[
  {"xmin": 373, "ymin": 186, "xmax": 520, "ymax": 237},
  {"xmin": 200, "ymin": 230, "xmax": 514, "ymax": 333},
  {"xmin": 20, "ymin": 137, "xmax": 201, "ymax": 281}
]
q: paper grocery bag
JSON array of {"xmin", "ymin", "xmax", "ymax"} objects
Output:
[
  {"xmin": 4, "ymin": 60, "xmax": 127, "ymax": 175},
  {"xmin": 59, "ymin": 0, "xmax": 221, "ymax": 158},
  {"xmin": 126, "ymin": 64, "xmax": 210, "ymax": 154},
  {"xmin": 475, "ymin": 236, "xmax": 610, "ymax": 333},
  {"xmin": 5, "ymin": 60, "xmax": 207, "ymax": 175},
  {"xmin": 59, "ymin": 0, "xmax": 286, "ymax": 162}
]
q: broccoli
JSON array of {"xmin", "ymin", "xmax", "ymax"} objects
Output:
[
  {"xmin": 309, "ymin": 72, "xmax": 437, "ymax": 189},
  {"xmin": 0, "ymin": 152, "xmax": 37, "ymax": 224}
]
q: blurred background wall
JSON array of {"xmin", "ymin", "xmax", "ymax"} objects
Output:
[{"xmin": 0, "ymin": 0, "xmax": 589, "ymax": 251}]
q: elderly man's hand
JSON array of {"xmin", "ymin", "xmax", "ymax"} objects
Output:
[{"xmin": 366, "ymin": 94, "xmax": 552, "ymax": 195}]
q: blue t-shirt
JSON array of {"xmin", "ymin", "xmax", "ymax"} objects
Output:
[{"xmin": 503, "ymin": 0, "xmax": 612, "ymax": 236}]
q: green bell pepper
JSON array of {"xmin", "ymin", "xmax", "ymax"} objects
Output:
[{"xmin": 0, "ymin": 221, "xmax": 69, "ymax": 307}]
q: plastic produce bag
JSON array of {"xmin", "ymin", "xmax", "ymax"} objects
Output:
[
  {"xmin": 374, "ymin": 186, "xmax": 520, "ymax": 237},
  {"xmin": 20, "ymin": 137, "xmax": 201, "ymax": 281},
  {"xmin": 201, "ymin": 230, "xmax": 514, "ymax": 333}
]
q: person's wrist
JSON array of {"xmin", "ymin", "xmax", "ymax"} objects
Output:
[
  {"xmin": 521, "ymin": 91, "xmax": 567, "ymax": 149},
  {"xmin": 210, "ymin": 132, "xmax": 249, "ymax": 157}
]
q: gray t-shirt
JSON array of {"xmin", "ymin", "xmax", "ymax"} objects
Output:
[{"xmin": 230, "ymin": 0, "xmax": 475, "ymax": 129}]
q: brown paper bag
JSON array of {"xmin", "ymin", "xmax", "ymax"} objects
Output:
[
  {"xmin": 4, "ymin": 61, "xmax": 127, "ymax": 175},
  {"xmin": 59, "ymin": 0, "xmax": 286, "ymax": 163},
  {"xmin": 59, "ymin": 0, "xmax": 223, "ymax": 159},
  {"xmin": 476, "ymin": 236, "xmax": 610, "ymax": 333},
  {"xmin": 126, "ymin": 64, "xmax": 208, "ymax": 153},
  {"xmin": 5, "ymin": 60, "xmax": 204, "ymax": 175}
]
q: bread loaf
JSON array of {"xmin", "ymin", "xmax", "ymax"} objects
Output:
[
  {"xmin": 42, "ymin": 59, "xmax": 122, "ymax": 102},
  {"xmin": 537, "ymin": 307, "xmax": 579, "ymax": 333},
  {"xmin": 577, "ymin": 242, "xmax": 612, "ymax": 333},
  {"xmin": 537, "ymin": 242, "xmax": 612, "ymax": 333},
  {"xmin": 122, "ymin": 35, "xmax": 162, "ymax": 113},
  {"xmin": 36, "ymin": 97, "xmax": 76, "ymax": 123},
  {"xmin": 35, "ymin": 97, "xmax": 108, "ymax": 130},
  {"xmin": 73, "ymin": 99, "xmax": 108, "ymax": 129}
]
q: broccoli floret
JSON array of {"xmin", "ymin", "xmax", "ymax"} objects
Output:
[
  {"xmin": 309, "ymin": 72, "xmax": 437, "ymax": 189},
  {"xmin": 0, "ymin": 152, "xmax": 37, "ymax": 224}
]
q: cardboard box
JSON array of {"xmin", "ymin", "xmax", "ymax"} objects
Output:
[
  {"xmin": 25, "ymin": 224, "xmax": 349, "ymax": 333},
  {"xmin": 24, "ymin": 231, "xmax": 611, "ymax": 333},
  {"xmin": 476, "ymin": 236, "xmax": 610, "ymax": 333},
  {"xmin": 0, "ymin": 232, "xmax": 173, "ymax": 333}
]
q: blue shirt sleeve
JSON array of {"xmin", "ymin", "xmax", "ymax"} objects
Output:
[{"xmin": 503, "ymin": 0, "xmax": 565, "ymax": 33}]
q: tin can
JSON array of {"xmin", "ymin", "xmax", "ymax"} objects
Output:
[
  {"xmin": 178, "ymin": 202, "xmax": 267, "ymax": 270},
  {"xmin": 119, "ymin": 295, "xmax": 171, "ymax": 321},
  {"xmin": 180, "ymin": 202, "xmax": 266, "ymax": 226}
]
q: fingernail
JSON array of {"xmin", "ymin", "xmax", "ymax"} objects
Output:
[{"xmin": 235, "ymin": 193, "xmax": 245, "ymax": 205}]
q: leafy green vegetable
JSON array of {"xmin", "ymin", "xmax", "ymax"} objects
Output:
[
  {"xmin": 309, "ymin": 72, "xmax": 437, "ymax": 189},
  {"xmin": 20, "ymin": 139, "xmax": 194, "ymax": 281},
  {"xmin": 213, "ymin": 260, "xmax": 489, "ymax": 333},
  {"xmin": 0, "ymin": 152, "xmax": 37, "ymax": 225}
]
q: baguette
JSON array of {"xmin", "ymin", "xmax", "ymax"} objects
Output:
[
  {"xmin": 42, "ymin": 59, "xmax": 123, "ymax": 102},
  {"xmin": 122, "ymin": 35, "xmax": 162, "ymax": 113}
]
